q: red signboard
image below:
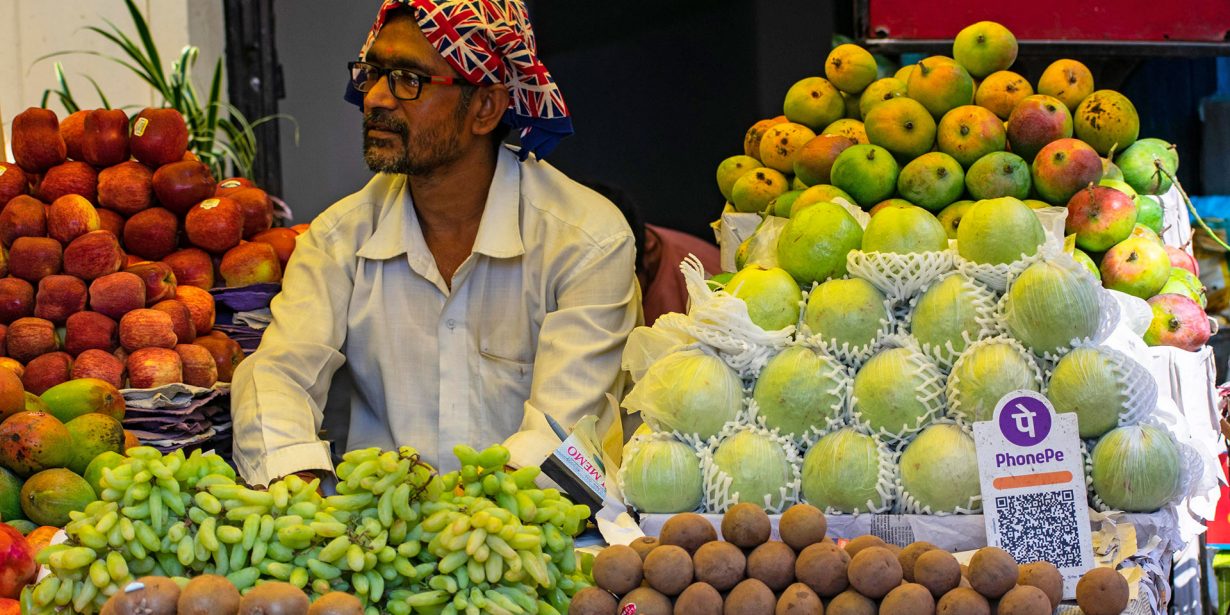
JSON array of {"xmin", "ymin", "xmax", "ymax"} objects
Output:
[
  {"xmin": 865, "ymin": 1, "xmax": 1230, "ymax": 42},
  {"xmin": 1208, "ymin": 454, "xmax": 1230, "ymax": 548}
]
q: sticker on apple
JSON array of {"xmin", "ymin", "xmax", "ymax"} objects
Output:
[
  {"xmin": 200, "ymin": 199, "xmax": 220, "ymax": 210},
  {"xmin": 133, "ymin": 118, "xmax": 149, "ymax": 137}
]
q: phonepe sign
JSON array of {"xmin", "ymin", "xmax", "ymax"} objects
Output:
[{"xmin": 972, "ymin": 390, "xmax": 1094, "ymax": 599}]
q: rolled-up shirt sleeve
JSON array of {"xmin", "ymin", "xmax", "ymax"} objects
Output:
[
  {"xmin": 503, "ymin": 233, "xmax": 640, "ymax": 469},
  {"xmin": 231, "ymin": 218, "xmax": 353, "ymax": 486}
]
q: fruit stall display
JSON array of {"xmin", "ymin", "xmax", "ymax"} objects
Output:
[
  {"xmin": 13, "ymin": 442, "xmax": 592, "ymax": 614},
  {"xmin": 575, "ymin": 503, "xmax": 1130, "ymax": 615},
  {"xmin": 610, "ymin": 19, "xmax": 1217, "ymax": 615}
]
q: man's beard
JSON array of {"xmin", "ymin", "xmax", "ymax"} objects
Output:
[{"xmin": 362, "ymin": 107, "xmax": 466, "ymax": 177}]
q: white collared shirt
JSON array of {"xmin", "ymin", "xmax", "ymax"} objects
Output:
[{"xmin": 230, "ymin": 146, "xmax": 639, "ymax": 486}]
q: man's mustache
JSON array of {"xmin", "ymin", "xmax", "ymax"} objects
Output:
[{"xmin": 363, "ymin": 113, "xmax": 407, "ymax": 136}]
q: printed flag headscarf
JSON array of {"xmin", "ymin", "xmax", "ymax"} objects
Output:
[{"xmin": 346, "ymin": 0, "xmax": 573, "ymax": 160}]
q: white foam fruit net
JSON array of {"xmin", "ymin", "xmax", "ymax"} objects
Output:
[
  {"xmin": 798, "ymin": 278, "xmax": 896, "ymax": 369},
  {"xmin": 998, "ymin": 248, "xmax": 1120, "ymax": 364},
  {"xmin": 954, "ymin": 250, "xmax": 1034, "ymax": 293},
  {"xmin": 849, "ymin": 335, "xmax": 948, "ymax": 447},
  {"xmin": 749, "ymin": 342, "xmax": 851, "ymax": 448},
  {"xmin": 799, "ymin": 426, "xmax": 897, "ymax": 515},
  {"xmin": 701, "ymin": 421, "xmax": 802, "ymax": 514},
  {"xmin": 897, "ymin": 420, "xmax": 983, "ymax": 515},
  {"xmin": 904, "ymin": 271, "xmax": 1001, "ymax": 371},
  {"xmin": 1043, "ymin": 344, "xmax": 1158, "ymax": 440},
  {"xmin": 616, "ymin": 431, "xmax": 707, "ymax": 515},
  {"xmin": 846, "ymin": 248, "xmax": 957, "ymax": 302},
  {"xmin": 946, "ymin": 336, "xmax": 1044, "ymax": 428}
]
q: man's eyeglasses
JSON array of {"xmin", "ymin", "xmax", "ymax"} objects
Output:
[{"xmin": 348, "ymin": 61, "xmax": 466, "ymax": 101}]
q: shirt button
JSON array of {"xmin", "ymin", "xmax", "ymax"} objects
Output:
[{"xmin": 446, "ymin": 319, "xmax": 456, "ymax": 329}]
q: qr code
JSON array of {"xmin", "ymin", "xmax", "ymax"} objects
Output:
[{"xmin": 994, "ymin": 489, "xmax": 1082, "ymax": 568}]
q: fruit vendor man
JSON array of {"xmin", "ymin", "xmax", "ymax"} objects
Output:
[{"xmin": 230, "ymin": 0, "xmax": 639, "ymax": 486}]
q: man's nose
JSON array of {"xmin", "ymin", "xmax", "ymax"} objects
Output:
[{"xmin": 364, "ymin": 74, "xmax": 398, "ymax": 113}]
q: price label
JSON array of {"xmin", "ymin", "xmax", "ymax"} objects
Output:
[{"xmin": 973, "ymin": 390, "xmax": 1093, "ymax": 599}]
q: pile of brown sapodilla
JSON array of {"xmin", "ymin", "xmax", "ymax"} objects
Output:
[{"xmin": 571, "ymin": 503, "xmax": 1129, "ymax": 615}]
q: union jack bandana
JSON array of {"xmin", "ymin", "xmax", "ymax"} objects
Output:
[{"xmin": 345, "ymin": 0, "xmax": 573, "ymax": 160}]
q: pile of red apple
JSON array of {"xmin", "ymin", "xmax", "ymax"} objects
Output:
[{"xmin": 0, "ymin": 106, "xmax": 300, "ymax": 394}]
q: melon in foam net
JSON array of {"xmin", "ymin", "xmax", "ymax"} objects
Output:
[
  {"xmin": 851, "ymin": 346, "xmax": 945, "ymax": 441},
  {"xmin": 1001, "ymin": 257, "xmax": 1102, "ymax": 357},
  {"xmin": 1047, "ymin": 346, "xmax": 1152, "ymax": 439},
  {"xmin": 621, "ymin": 348, "xmax": 743, "ymax": 440},
  {"xmin": 947, "ymin": 338, "xmax": 1041, "ymax": 425},
  {"xmin": 708, "ymin": 429, "xmax": 797, "ymax": 511},
  {"xmin": 752, "ymin": 345, "xmax": 848, "ymax": 441},
  {"xmin": 909, "ymin": 272, "xmax": 996, "ymax": 364},
  {"xmin": 1091, "ymin": 424, "xmax": 1183, "ymax": 513},
  {"xmin": 802, "ymin": 277, "xmax": 890, "ymax": 353},
  {"xmin": 620, "ymin": 436, "xmax": 704, "ymax": 513},
  {"xmin": 801, "ymin": 427, "xmax": 893, "ymax": 513},
  {"xmin": 899, "ymin": 423, "xmax": 982, "ymax": 513}
]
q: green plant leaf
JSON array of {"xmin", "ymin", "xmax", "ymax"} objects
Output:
[
  {"xmin": 82, "ymin": 75, "xmax": 112, "ymax": 110},
  {"xmin": 122, "ymin": 0, "xmax": 165, "ymax": 89},
  {"xmin": 85, "ymin": 23, "xmax": 169, "ymax": 95}
]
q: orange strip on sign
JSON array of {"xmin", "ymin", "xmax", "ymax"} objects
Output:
[{"xmin": 993, "ymin": 471, "xmax": 1073, "ymax": 490}]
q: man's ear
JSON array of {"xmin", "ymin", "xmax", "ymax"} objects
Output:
[{"xmin": 472, "ymin": 84, "xmax": 510, "ymax": 136}]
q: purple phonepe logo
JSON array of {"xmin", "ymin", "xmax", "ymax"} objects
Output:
[{"xmin": 998, "ymin": 394, "xmax": 1051, "ymax": 447}]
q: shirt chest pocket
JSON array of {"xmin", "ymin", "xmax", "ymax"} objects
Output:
[{"xmin": 474, "ymin": 260, "xmax": 537, "ymax": 365}]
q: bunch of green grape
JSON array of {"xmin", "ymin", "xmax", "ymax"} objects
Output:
[
  {"xmin": 22, "ymin": 443, "xmax": 592, "ymax": 615},
  {"xmin": 381, "ymin": 444, "xmax": 593, "ymax": 615}
]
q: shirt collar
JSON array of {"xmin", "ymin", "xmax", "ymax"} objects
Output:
[{"xmin": 356, "ymin": 146, "xmax": 524, "ymax": 261}]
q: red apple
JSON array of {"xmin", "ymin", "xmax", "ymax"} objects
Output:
[
  {"xmin": 175, "ymin": 286, "xmax": 216, "ymax": 336},
  {"xmin": 59, "ymin": 110, "xmax": 87, "ymax": 162},
  {"xmin": 230, "ymin": 188, "xmax": 273, "ymax": 238},
  {"xmin": 0, "ymin": 523, "xmax": 36, "ymax": 599},
  {"xmin": 0, "ymin": 196, "xmax": 47, "ymax": 247},
  {"xmin": 7, "ymin": 237, "xmax": 62, "ymax": 283},
  {"xmin": 124, "ymin": 255, "xmax": 145, "ymax": 268},
  {"xmin": 123, "ymin": 207, "xmax": 179, "ymax": 261},
  {"xmin": 161, "ymin": 248, "xmax": 214, "ymax": 290},
  {"xmin": 185, "ymin": 197, "xmax": 244, "ymax": 254},
  {"xmin": 88, "ymin": 272, "xmax": 146, "ymax": 320},
  {"xmin": 5, "ymin": 318, "xmax": 56, "ymax": 364},
  {"xmin": 174, "ymin": 343, "xmax": 216, "ymax": 388},
  {"xmin": 151, "ymin": 299, "xmax": 195, "ymax": 344},
  {"xmin": 63, "ymin": 230, "xmax": 124, "ymax": 280},
  {"xmin": 1166, "ymin": 245, "xmax": 1199, "ymax": 277},
  {"xmin": 124, "ymin": 261, "xmax": 177, "ymax": 305},
  {"xmin": 0, "ymin": 279, "xmax": 34, "ymax": 325},
  {"xmin": 126, "ymin": 347, "xmax": 182, "ymax": 389},
  {"xmin": 11, "ymin": 108, "xmax": 66, "ymax": 173},
  {"xmin": 81, "ymin": 108, "xmax": 130, "ymax": 167},
  {"xmin": 129, "ymin": 108, "xmax": 190, "ymax": 167},
  {"xmin": 22, "ymin": 352, "xmax": 72, "ymax": 395},
  {"xmin": 119, "ymin": 308, "xmax": 177, "ymax": 351},
  {"xmin": 96, "ymin": 208, "xmax": 125, "ymax": 239},
  {"xmin": 33, "ymin": 275, "xmax": 86, "ymax": 325},
  {"xmin": 47, "ymin": 194, "xmax": 101, "ymax": 244},
  {"xmin": 152, "ymin": 161, "xmax": 216, "ymax": 216},
  {"xmin": 97, "ymin": 161, "xmax": 154, "ymax": 216},
  {"xmin": 0, "ymin": 164, "xmax": 27, "ymax": 208},
  {"xmin": 220, "ymin": 241, "xmax": 282, "ymax": 287},
  {"xmin": 64, "ymin": 311, "xmax": 117, "ymax": 356},
  {"xmin": 194, "ymin": 333, "xmax": 243, "ymax": 382},
  {"xmin": 250, "ymin": 228, "xmax": 298, "ymax": 269},
  {"xmin": 38, "ymin": 161, "xmax": 97, "ymax": 204},
  {"xmin": 71, "ymin": 348, "xmax": 125, "ymax": 389},
  {"xmin": 214, "ymin": 177, "xmax": 255, "ymax": 196}
]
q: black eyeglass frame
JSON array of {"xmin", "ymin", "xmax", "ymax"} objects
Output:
[{"xmin": 348, "ymin": 61, "xmax": 466, "ymax": 101}]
